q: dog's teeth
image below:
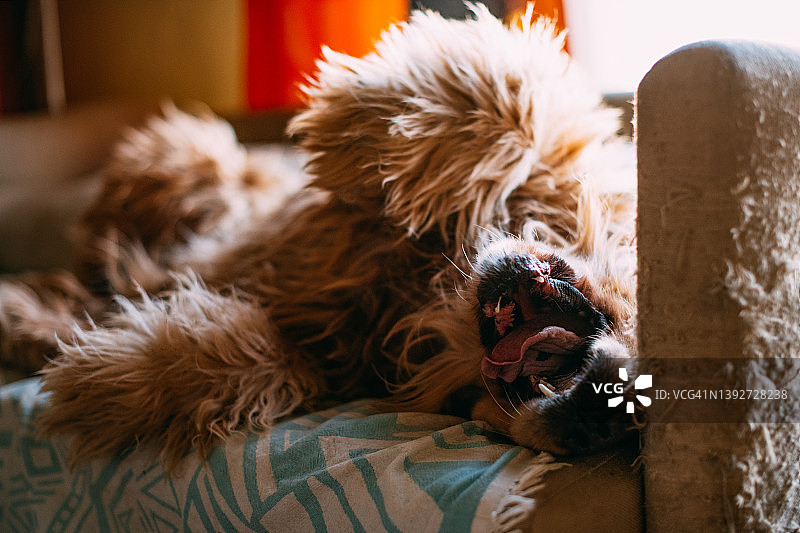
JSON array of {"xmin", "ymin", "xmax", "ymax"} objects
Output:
[
  {"xmin": 533, "ymin": 276, "xmax": 545, "ymax": 283},
  {"xmin": 529, "ymin": 376, "xmax": 557, "ymax": 398},
  {"xmin": 538, "ymin": 382, "xmax": 557, "ymax": 398}
]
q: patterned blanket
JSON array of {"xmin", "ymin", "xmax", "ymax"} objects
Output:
[{"xmin": 0, "ymin": 376, "xmax": 545, "ymax": 532}]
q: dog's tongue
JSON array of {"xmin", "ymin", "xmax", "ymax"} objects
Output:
[{"xmin": 481, "ymin": 322, "xmax": 582, "ymax": 383}]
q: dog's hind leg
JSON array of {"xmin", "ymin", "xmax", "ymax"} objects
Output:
[
  {"xmin": 37, "ymin": 276, "xmax": 324, "ymax": 470},
  {"xmin": 0, "ymin": 271, "xmax": 104, "ymax": 373}
]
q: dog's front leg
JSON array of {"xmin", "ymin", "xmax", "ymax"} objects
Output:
[{"xmin": 504, "ymin": 339, "xmax": 640, "ymax": 454}]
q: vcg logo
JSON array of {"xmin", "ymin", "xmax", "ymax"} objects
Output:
[{"xmin": 592, "ymin": 368, "xmax": 652, "ymax": 413}]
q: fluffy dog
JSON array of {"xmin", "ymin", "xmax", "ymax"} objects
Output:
[{"xmin": 0, "ymin": 7, "xmax": 638, "ymax": 469}]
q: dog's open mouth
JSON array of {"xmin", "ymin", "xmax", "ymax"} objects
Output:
[{"xmin": 477, "ymin": 255, "xmax": 608, "ymax": 398}]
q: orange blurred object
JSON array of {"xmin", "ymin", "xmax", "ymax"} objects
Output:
[
  {"xmin": 246, "ymin": 0, "xmax": 408, "ymax": 110},
  {"xmin": 526, "ymin": 0, "xmax": 566, "ymax": 32},
  {"xmin": 507, "ymin": 0, "xmax": 567, "ymax": 50}
]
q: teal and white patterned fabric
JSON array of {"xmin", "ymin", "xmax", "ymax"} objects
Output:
[{"xmin": 0, "ymin": 376, "xmax": 540, "ymax": 532}]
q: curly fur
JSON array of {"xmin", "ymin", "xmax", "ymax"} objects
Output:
[{"xmin": 0, "ymin": 6, "xmax": 637, "ymax": 470}]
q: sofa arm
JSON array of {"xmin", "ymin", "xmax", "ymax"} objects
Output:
[
  {"xmin": 637, "ymin": 40, "xmax": 800, "ymax": 531},
  {"xmin": 0, "ymin": 101, "xmax": 160, "ymax": 273}
]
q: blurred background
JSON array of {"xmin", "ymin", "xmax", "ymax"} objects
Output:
[
  {"xmin": 2, "ymin": 0, "xmax": 800, "ymax": 117},
  {"xmin": 2, "ymin": 0, "xmax": 800, "ymax": 273},
  {"xmin": 0, "ymin": 0, "xmax": 520, "ymax": 116}
]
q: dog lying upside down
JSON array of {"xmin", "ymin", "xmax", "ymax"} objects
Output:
[{"xmin": 0, "ymin": 6, "xmax": 640, "ymax": 469}]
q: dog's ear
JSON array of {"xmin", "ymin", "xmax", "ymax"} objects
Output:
[{"xmin": 288, "ymin": 6, "xmax": 619, "ymax": 245}]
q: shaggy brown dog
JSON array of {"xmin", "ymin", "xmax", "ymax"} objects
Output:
[{"xmin": 0, "ymin": 7, "xmax": 638, "ymax": 469}]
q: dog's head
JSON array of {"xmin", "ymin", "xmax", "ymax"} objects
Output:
[
  {"xmin": 289, "ymin": 6, "xmax": 621, "ymax": 248},
  {"xmin": 477, "ymin": 242, "xmax": 606, "ymax": 385},
  {"xmin": 466, "ymin": 236, "xmax": 637, "ymax": 453},
  {"xmin": 474, "ymin": 236, "xmax": 634, "ymax": 379}
]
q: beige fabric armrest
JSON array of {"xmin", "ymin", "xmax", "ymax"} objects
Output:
[
  {"xmin": 0, "ymin": 101, "xmax": 156, "ymax": 272},
  {"xmin": 637, "ymin": 40, "xmax": 800, "ymax": 531}
]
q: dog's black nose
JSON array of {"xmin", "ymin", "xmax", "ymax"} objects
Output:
[{"xmin": 475, "ymin": 253, "xmax": 552, "ymax": 307}]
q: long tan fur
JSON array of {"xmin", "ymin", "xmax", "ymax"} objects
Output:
[{"xmin": 0, "ymin": 6, "xmax": 637, "ymax": 469}]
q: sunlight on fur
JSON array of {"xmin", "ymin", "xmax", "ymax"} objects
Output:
[{"xmin": 0, "ymin": 5, "xmax": 639, "ymax": 470}]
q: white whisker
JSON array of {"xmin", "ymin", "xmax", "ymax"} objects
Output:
[
  {"xmin": 461, "ymin": 244, "xmax": 476, "ymax": 272},
  {"xmin": 504, "ymin": 386, "xmax": 523, "ymax": 415},
  {"xmin": 481, "ymin": 375, "xmax": 514, "ymax": 420},
  {"xmin": 473, "ymin": 224, "xmax": 503, "ymax": 240},
  {"xmin": 442, "ymin": 253, "xmax": 472, "ymax": 280},
  {"xmin": 513, "ymin": 383, "xmax": 531, "ymax": 406},
  {"xmin": 453, "ymin": 283, "xmax": 469, "ymax": 302}
]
